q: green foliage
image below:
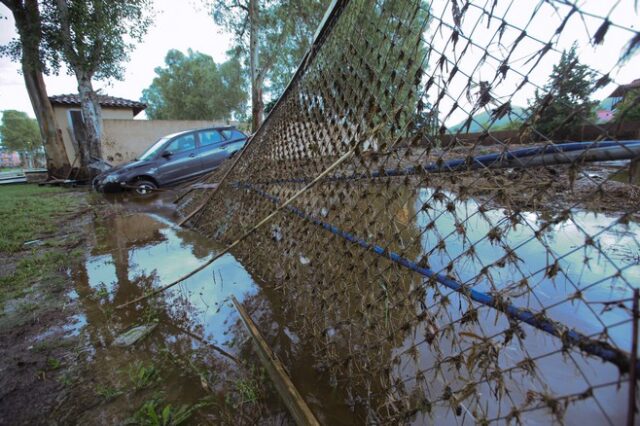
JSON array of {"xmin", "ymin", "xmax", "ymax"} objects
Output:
[
  {"xmin": 527, "ymin": 46, "xmax": 597, "ymax": 139},
  {"xmin": 47, "ymin": 357, "xmax": 62, "ymax": 370},
  {"xmin": 234, "ymin": 378, "xmax": 259, "ymax": 405},
  {"xmin": 0, "ymin": 185, "xmax": 78, "ymax": 253},
  {"xmin": 95, "ymin": 384, "xmax": 124, "ymax": 400},
  {"xmin": 0, "ymin": 110, "xmax": 41, "ymax": 154},
  {"xmin": 126, "ymin": 361, "xmax": 159, "ymax": 391},
  {"xmin": 126, "ymin": 398, "xmax": 208, "ymax": 426},
  {"xmin": 141, "ymin": 49, "xmax": 247, "ymax": 120},
  {"xmin": 44, "ymin": 0, "xmax": 154, "ymax": 81},
  {"xmin": 614, "ymin": 89, "xmax": 640, "ymax": 123},
  {"xmin": 450, "ymin": 107, "xmax": 527, "ymax": 133},
  {"xmin": 263, "ymin": 98, "xmax": 277, "ymax": 115},
  {"xmin": 209, "ymin": 0, "xmax": 330, "ymax": 99}
]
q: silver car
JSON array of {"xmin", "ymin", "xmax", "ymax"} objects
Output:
[{"xmin": 93, "ymin": 126, "xmax": 248, "ymax": 194}]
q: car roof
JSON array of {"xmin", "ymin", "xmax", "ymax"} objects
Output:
[{"xmin": 162, "ymin": 126, "xmax": 242, "ymax": 140}]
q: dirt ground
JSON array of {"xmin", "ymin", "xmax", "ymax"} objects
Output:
[
  {"xmin": 0, "ymin": 190, "xmax": 93, "ymax": 425},
  {"xmin": 0, "ymin": 187, "xmax": 290, "ymax": 425}
]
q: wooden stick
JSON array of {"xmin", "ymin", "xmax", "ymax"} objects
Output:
[
  {"xmin": 231, "ymin": 296, "xmax": 319, "ymax": 426},
  {"xmin": 628, "ymin": 288, "xmax": 639, "ymax": 426}
]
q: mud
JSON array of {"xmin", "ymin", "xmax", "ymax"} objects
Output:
[{"xmin": 0, "ymin": 191, "xmax": 357, "ymax": 425}]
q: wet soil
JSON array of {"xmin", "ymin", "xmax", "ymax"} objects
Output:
[
  {"xmin": 0, "ymin": 191, "xmax": 91, "ymax": 425},
  {"xmin": 0, "ymin": 190, "xmax": 356, "ymax": 425}
]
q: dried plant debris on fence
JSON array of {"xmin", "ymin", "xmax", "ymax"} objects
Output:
[{"xmin": 178, "ymin": 0, "xmax": 640, "ymax": 424}]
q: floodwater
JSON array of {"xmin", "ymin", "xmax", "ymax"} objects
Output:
[
  {"xmin": 63, "ymin": 193, "xmax": 358, "ymax": 424},
  {"xmin": 57, "ymin": 188, "xmax": 639, "ymax": 424}
]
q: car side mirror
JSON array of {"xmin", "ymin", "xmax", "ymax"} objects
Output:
[{"xmin": 161, "ymin": 151, "xmax": 172, "ymax": 158}]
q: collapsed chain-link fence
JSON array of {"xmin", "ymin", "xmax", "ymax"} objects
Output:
[{"xmin": 178, "ymin": 0, "xmax": 640, "ymax": 423}]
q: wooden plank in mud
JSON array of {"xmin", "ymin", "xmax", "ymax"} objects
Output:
[{"xmin": 231, "ymin": 295, "xmax": 320, "ymax": 426}]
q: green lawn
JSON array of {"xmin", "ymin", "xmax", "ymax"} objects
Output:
[
  {"xmin": 0, "ymin": 185, "xmax": 80, "ymax": 253},
  {"xmin": 0, "ymin": 185, "xmax": 85, "ymax": 309}
]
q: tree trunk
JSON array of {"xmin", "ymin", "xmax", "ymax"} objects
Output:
[
  {"xmin": 6, "ymin": 0, "xmax": 71, "ymax": 177},
  {"xmin": 249, "ymin": 0, "xmax": 263, "ymax": 132},
  {"xmin": 21, "ymin": 64, "xmax": 70, "ymax": 175},
  {"xmin": 76, "ymin": 72, "xmax": 103, "ymax": 172}
]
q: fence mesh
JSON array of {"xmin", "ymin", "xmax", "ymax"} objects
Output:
[{"xmin": 177, "ymin": 0, "xmax": 640, "ymax": 423}]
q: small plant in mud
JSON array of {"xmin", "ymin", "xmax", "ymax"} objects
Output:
[
  {"xmin": 58, "ymin": 373, "xmax": 74, "ymax": 386},
  {"xmin": 141, "ymin": 304, "xmax": 161, "ymax": 323},
  {"xmin": 93, "ymin": 282, "xmax": 110, "ymax": 301},
  {"xmin": 46, "ymin": 357, "xmax": 62, "ymax": 370},
  {"xmin": 234, "ymin": 378, "xmax": 259, "ymax": 405},
  {"xmin": 95, "ymin": 384, "xmax": 124, "ymax": 400},
  {"xmin": 223, "ymin": 370, "xmax": 266, "ymax": 409},
  {"xmin": 125, "ymin": 398, "xmax": 210, "ymax": 426},
  {"xmin": 127, "ymin": 361, "xmax": 160, "ymax": 391}
]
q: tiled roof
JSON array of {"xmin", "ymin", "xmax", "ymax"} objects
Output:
[
  {"xmin": 609, "ymin": 78, "xmax": 640, "ymax": 98},
  {"xmin": 49, "ymin": 94, "xmax": 147, "ymax": 116}
]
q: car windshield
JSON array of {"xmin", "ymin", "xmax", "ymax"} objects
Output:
[{"xmin": 138, "ymin": 137, "xmax": 170, "ymax": 160}]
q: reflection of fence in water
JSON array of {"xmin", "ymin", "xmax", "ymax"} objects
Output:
[{"xmin": 179, "ymin": 0, "xmax": 640, "ymax": 423}]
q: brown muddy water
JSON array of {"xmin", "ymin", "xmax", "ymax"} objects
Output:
[
  {"xmin": 57, "ymin": 193, "xmax": 357, "ymax": 424},
  {"xmin": 44, "ymin": 187, "xmax": 640, "ymax": 425}
]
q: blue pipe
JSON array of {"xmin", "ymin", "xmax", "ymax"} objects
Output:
[
  {"xmin": 250, "ymin": 140, "xmax": 640, "ymax": 185},
  {"xmin": 237, "ymin": 183, "xmax": 638, "ymax": 374}
]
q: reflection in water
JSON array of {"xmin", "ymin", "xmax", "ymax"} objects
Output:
[
  {"xmin": 191, "ymin": 178, "xmax": 638, "ymax": 424},
  {"xmin": 66, "ymin": 207, "xmax": 357, "ymax": 424}
]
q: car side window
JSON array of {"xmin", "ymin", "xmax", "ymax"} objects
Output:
[
  {"xmin": 199, "ymin": 130, "xmax": 224, "ymax": 147},
  {"xmin": 165, "ymin": 134, "xmax": 196, "ymax": 154},
  {"xmin": 221, "ymin": 129, "xmax": 245, "ymax": 140}
]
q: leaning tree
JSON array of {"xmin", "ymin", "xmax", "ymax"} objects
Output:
[{"xmin": 0, "ymin": 0, "xmax": 70, "ymax": 176}]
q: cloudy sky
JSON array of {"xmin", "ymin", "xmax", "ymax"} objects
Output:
[
  {"xmin": 1, "ymin": 1, "xmax": 639, "ymax": 125},
  {"xmin": 0, "ymin": 0, "xmax": 233, "ymax": 119}
]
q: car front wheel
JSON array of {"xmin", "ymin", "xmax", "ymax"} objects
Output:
[{"xmin": 133, "ymin": 179, "xmax": 157, "ymax": 195}]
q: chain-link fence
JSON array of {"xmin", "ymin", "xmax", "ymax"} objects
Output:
[{"xmin": 177, "ymin": 0, "xmax": 640, "ymax": 423}]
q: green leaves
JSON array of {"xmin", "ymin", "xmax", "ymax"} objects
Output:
[
  {"xmin": 44, "ymin": 0, "xmax": 154, "ymax": 81},
  {"xmin": 141, "ymin": 49, "xmax": 248, "ymax": 121},
  {"xmin": 527, "ymin": 46, "xmax": 598, "ymax": 140},
  {"xmin": 0, "ymin": 110, "xmax": 41, "ymax": 154},
  {"xmin": 208, "ymin": 0, "xmax": 330, "ymax": 100}
]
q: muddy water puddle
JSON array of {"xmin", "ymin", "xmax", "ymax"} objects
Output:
[
  {"xmin": 59, "ymin": 189, "xmax": 640, "ymax": 424},
  {"xmin": 62, "ymin": 196, "xmax": 356, "ymax": 424}
]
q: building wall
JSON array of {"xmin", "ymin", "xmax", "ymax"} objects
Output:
[
  {"xmin": 52, "ymin": 105, "xmax": 135, "ymax": 164},
  {"xmin": 102, "ymin": 119, "xmax": 237, "ymax": 164},
  {"xmin": 51, "ymin": 105, "xmax": 240, "ymax": 166}
]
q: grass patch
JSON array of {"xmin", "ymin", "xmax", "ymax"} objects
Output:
[
  {"xmin": 95, "ymin": 384, "xmax": 124, "ymax": 401},
  {"xmin": 0, "ymin": 249, "xmax": 81, "ymax": 307},
  {"xmin": 126, "ymin": 398, "xmax": 210, "ymax": 426},
  {"xmin": 0, "ymin": 185, "xmax": 80, "ymax": 253},
  {"xmin": 126, "ymin": 361, "xmax": 160, "ymax": 391},
  {"xmin": 0, "ymin": 185, "xmax": 84, "ymax": 309}
]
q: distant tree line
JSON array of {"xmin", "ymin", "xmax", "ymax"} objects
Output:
[
  {"xmin": 142, "ymin": 49, "xmax": 247, "ymax": 121},
  {"xmin": 0, "ymin": 110, "xmax": 42, "ymax": 167}
]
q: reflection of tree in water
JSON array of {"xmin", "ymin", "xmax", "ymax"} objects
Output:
[
  {"xmin": 69, "ymin": 212, "xmax": 289, "ymax": 423},
  {"xmin": 221, "ymin": 181, "xmax": 424, "ymax": 422}
]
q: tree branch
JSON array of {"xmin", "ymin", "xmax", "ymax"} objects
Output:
[{"xmin": 54, "ymin": 0, "xmax": 80, "ymax": 68}]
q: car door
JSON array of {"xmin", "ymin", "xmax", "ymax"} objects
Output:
[
  {"xmin": 196, "ymin": 129, "xmax": 228, "ymax": 171},
  {"xmin": 155, "ymin": 132, "xmax": 200, "ymax": 185},
  {"xmin": 220, "ymin": 129, "xmax": 248, "ymax": 155}
]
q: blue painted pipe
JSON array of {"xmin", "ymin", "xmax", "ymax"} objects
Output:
[
  {"xmin": 237, "ymin": 183, "xmax": 637, "ymax": 374},
  {"xmin": 251, "ymin": 140, "xmax": 640, "ymax": 185}
]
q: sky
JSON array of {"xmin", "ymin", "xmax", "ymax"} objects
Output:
[
  {"xmin": 0, "ymin": 1, "xmax": 639, "ymax": 126},
  {"xmin": 0, "ymin": 0, "xmax": 233, "ymax": 119}
]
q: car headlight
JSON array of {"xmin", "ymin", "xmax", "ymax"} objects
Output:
[{"xmin": 102, "ymin": 173, "xmax": 120, "ymax": 183}]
